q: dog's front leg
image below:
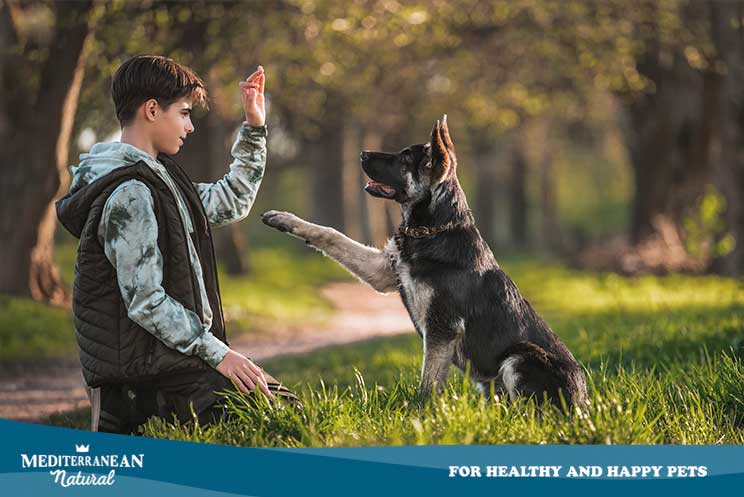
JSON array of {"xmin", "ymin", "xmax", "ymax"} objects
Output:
[
  {"xmin": 419, "ymin": 334, "xmax": 456, "ymax": 396},
  {"xmin": 261, "ymin": 210, "xmax": 397, "ymax": 293}
]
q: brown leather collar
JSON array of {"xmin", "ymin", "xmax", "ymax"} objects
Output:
[{"xmin": 397, "ymin": 211, "xmax": 475, "ymax": 239}]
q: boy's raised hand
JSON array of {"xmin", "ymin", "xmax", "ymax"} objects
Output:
[{"xmin": 239, "ymin": 65, "xmax": 265, "ymax": 127}]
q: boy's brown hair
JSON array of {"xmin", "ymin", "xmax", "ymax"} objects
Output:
[{"xmin": 112, "ymin": 55, "xmax": 208, "ymax": 127}]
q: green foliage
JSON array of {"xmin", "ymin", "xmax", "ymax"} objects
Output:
[
  {"xmin": 73, "ymin": 0, "xmax": 694, "ymax": 141},
  {"xmin": 65, "ymin": 0, "xmax": 717, "ymax": 248},
  {"xmin": 138, "ymin": 258, "xmax": 744, "ymax": 445},
  {"xmin": 683, "ymin": 186, "xmax": 735, "ymax": 259}
]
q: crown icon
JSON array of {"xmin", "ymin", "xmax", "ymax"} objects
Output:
[{"xmin": 75, "ymin": 444, "xmax": 90, "ymax": 453}]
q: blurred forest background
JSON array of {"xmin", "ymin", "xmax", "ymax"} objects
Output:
[{"xmin": 2, "ymin": 0, "xmax": 744, "ymax": 308}]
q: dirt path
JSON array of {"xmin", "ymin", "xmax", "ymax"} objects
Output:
[{"xmin": 0, "ymin": 282, "xmax": 412, "ymax": 423}]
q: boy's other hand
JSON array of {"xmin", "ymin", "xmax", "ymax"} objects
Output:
[
  {"xmin": 239, "ymin": 65, "xmax": 265, "ymax": 127},
  {"xmin": 216, "ymin": 348, "xmax": 274, "ymax": 399}
]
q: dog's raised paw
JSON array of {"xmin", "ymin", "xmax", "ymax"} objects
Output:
[{"xmin": 261, "ymin": 210, "xmax": 297, "ymax": 234}]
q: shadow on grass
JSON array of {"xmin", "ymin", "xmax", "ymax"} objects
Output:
[
  {"xmin": 553, "ymin": 303, "xmax": 744, "ymax": 371},
  {"xmin": 261, "ymin": 302, "xmax": 744, "ymax": 389}
]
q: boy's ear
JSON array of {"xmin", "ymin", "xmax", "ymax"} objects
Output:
[{"xmin": 144, "ymin": 98, "xmax": 159, "ymax": 122}]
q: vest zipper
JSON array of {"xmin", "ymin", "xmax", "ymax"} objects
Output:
[
  {"xmin": 164, "ymin": 179, "xmax": 204, "ymax": 324},
  {"xmin": 207, "ymin": 229, "xmax": 228, "ymax": 345},
  {"xmin": 145, "ymin": 336, "xmax": 156, "ymax": 366},
  {"xmin": 170, "ymin": 160, "xmax": 228, "ymax": 346}
]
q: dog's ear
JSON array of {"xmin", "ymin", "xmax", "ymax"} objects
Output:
[
  {"xmin": 430, "ymin": 120, "xmax": 447, "ymax": 164},
  {"xmin": 441, "ymin": 114, "xmax": 456, "ymax": 157},
  {"xmin": 429, "ymin": 117, "xmax": 456, "ymax": 182}
]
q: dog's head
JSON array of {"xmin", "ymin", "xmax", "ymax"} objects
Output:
[{"xmin": 360, "ymin": 115, "xmax": 457, "ymax": 204}]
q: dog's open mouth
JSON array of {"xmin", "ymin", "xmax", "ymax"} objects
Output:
[{"xmin": 364, "ymin": 181, "xmax": 396, "ymax": 199}]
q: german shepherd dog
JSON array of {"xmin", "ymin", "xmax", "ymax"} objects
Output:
[{"xmin": 261, "ymin": 116, "xmax": 587, "ymax": 408}]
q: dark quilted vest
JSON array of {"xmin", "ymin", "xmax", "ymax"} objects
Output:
[{"xmin": 55, "ymin": 154, "xmax": 228, "ymax": 387}]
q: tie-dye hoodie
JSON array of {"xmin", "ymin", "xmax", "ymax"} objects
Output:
[{"xmin": 66, "ymin": 123, "xmax": 267, "ymax": 368}]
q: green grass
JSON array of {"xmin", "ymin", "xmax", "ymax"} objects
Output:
[
  {"xmin": 35, "ymin": 252, "xmax": 744, "ymax": 444},
  {"xmin": 135, "ymin": 257, "xmax": 744, "ymax": 446},
  {"xmin": 0, "ymin": 243, "xmax": 350, "ymax": 365},
  {"xmin": 141, "ymin": 352, "xmax": 744, "ymax": 445},
  {"xmin": 0, "ymin": 296, "xmax": 76, "ymax": 366}
]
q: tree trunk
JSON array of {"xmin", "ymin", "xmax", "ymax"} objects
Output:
[
  {"xmin": 510, "ymin": 145, "xmax": 529, "ymax": 248},
  {"xmin": 178, "ymin": 104, "xmax": 249, "ymax": 275},
  {"xmin": 0, "ymin": 1, "xmax": 95, "ymax": 305},
  {"xmin": 173, "ymin": 22, "xmax": 250, "ymax": 276},
  {"xmin": 474, "ymin": 144, "xmax": 499, "ymax": 248},
  {"xmin": 623, "ymin": 39, "xmax": 719, "ymax": 245},
  {"xmin": 309, "ymin": 99, "xmax": 345, "ymax": 231},
  {"xmin": 709, "ymin": 1, "xmax": 744, "ymax": 275},
  {"xmin": 361, "ymin": 130, "xmax": 388, "ymax": 247},
  {"xmin": 540, "ymin": 148, "xmax": 561, "ymax": 252},
  {"xmin": 208, "ymin": 114, "xmax": 249, "ymax": 275},
  {"xmin": 342, "ymin": 122, "xmax": 364, "ymax": 242}
]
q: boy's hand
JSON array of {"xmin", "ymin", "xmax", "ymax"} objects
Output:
[
  {"xmin": 216, "ymin": 348, "xmax": 274, "ymax": 399},
  {"xmin": 239, "ymin": 65, "xmax": 265, "ymax": 127}
]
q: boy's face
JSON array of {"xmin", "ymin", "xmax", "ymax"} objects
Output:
[{"xmin": 150, "ymin": 97, "xmax": 195, "ymax": 155}]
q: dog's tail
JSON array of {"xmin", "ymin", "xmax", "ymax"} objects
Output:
[{"xmin": 497, "ymin": 342, "xmax": 586, "ymax": 409}]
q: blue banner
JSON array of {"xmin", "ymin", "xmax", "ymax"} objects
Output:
[{"xmin": 1, "ymin": 418, "xmax": 742, "ymax": 496}]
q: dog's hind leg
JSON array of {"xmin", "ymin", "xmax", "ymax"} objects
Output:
[
  {"xmin": 497, "ymin": 355, "xmax": 524, "ymax": 402},
  {"xmin": 497, "ymin": 342, "xmax": 585, "ymax": 408},
  {"xmin": 261, "ymin": 210, "xmax": 397, "ymax": 292},
  {"xmin": 477, "ymin": 380, "xmax": 506, "ymax": 402}
]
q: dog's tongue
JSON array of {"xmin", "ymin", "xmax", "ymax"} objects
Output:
[{"xmin": 367, "ymin": 181, "xmax": 395, "ymax": 195}]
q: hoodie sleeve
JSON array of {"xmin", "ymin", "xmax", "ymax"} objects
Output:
[
  {"xmin": 98, "ymin": 180, "xmax": 229, "ymax": 368},
  {"xmin": 194, "ymin": 122, "xmax": 267, "ymax": 228}
]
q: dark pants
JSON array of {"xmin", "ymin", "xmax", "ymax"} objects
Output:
[{"xmin": 96, "ymin": 368, "xmax": 276, "ymax": 434}]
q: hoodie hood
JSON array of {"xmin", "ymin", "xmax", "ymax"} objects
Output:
[
  {"xmin": 57, "ymin": 142, "xmax": 159, "ymax": 239},
  {"xmin": 69, "ymin": 141, "xmax": 158, "ymax": 194}
]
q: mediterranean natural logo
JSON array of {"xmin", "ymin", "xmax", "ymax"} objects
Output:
[{"xmin": 20, "ymin": 444, "xmax": 144, "ymax": 487}]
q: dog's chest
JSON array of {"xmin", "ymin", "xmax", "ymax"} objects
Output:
[{"xmin": 385, "ymin": 238, "xmax": 434, "ymax": 337}]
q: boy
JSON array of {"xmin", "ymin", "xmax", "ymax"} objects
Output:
[{"xmin": 56, "ymin": 55, "xmax": 295, "ymax": 434}]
